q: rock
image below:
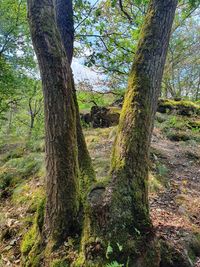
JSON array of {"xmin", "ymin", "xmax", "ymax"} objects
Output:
[
  {"xmin": 80, "ymin": 113, "xmax": 91, "ymax": 125},
  {"xmin": 157, "ymin": 99, "xmax": 174, "ymax": 113},
  {"xmin": 160, "ymin": 240, "xmax": 193, "ymax": 267},
  {"xmin": 81, "ymin": 106, "xmax": 120, "ymax": 128},
  {"xmin": 178, "ymin": 205, "xmax": 186, "ymax": 215},
  {"xmin": 91, "ymin": 106, "xmax": 109, "ymax": 128},
  {"xmin": 111, "ymin": 96, "xmax": 124, "ymax": 107},
  {"xmin": 167, "ymin": 131, "xmax": 191, "ymax": 142},
  {"xmin": 157, "ymin": 99, "xmax": 200, "ymax": 116}
]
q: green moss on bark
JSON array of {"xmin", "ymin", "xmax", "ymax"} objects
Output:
[{"xmin": 21, "ymin": 198, "xmax": 45, "ymax": 266}]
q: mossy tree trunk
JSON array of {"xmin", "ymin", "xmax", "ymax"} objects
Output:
[
  {"xmin": 83, "ymin": 0, "xmax": 178, "ymax": 266},
  {"xmin": 27, "ymin": 0, "xmax": 79, "ymax": 245},
  {"xmin": 55, "ymin": 0, "xmax": 96, "ymax": 195},
  {"xmin": 26, "ymin": 0, "xmax": 178, "ymax": 265}
]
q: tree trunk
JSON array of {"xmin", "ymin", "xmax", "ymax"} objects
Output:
[
  {"xmin": 27, "ymin": 0, "xmax": 79, "ymax": 245},
  {"xmin": 55, "ymin": 0, "xmax": 96, "ymax": 195},
  {"xmin": 83, "ymin": 0, "xmax": 178, "ymax": 266}
]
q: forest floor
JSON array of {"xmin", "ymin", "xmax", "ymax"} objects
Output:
[{"xmin": 0, "ymin": 114, "xmax": 200, "ymax": 266}]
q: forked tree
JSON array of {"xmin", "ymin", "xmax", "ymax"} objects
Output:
[{"xmin": 26, "ymin": 0, "xmax": 178, "ymax": 266}]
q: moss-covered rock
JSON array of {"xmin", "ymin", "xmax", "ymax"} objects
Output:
[
  {"xmin": 157, "ymin": 99, "xmax": 200, "ymax": 116},
  {"xmin": 188, "ymin": 120, "xmax": 200, "ymax": 129},
  {"xmin": 160, "ymin": 241, "xmax": 193, "ymax": 267},
  {"xmin": 166, "ymin": 131, "xmax": 191, "ymax": 142},
  {"xmin": 188, "ymin": 233, "xmax": 200, "ymax": 260}
]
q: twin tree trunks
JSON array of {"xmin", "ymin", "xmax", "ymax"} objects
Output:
[{"xmin": 26, "ymin": 0, "xmax": 178, "ymax": 266}]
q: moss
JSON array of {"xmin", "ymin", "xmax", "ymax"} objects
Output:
[
  {"xmin": 158, "ymin": 99, "xmax": 200, "ymax": 116},
  {"xmin": 166, "ymin": 131, "xmax": 191, "ymax": 142},
  {"xmin": 108, "ymin": 107, "xmax": 121, "ymax": 114},
  {"xmin": 21, "ymin": 234, "xmax": 43, "ymax": 267},
  {"xmin": 21, "ymin": 226, "xmax": 37, "ymax": 255},
  {"xmin": 1, "ymin": 146, "xmax": 25, "ymax": 162},
  {"xmin": 188, "ymin": 120, "xmax": 200, "ymax": 129},
  {"xmin": 35, "ymin": 197, "xmax": 46, "ymax": 231},
  {"xmin": 160, "ymin": 241, "xmax": 192, "ymax": 267},
  {"xmin": 149, "ymin": 173, "xmax": 163, "ymax": 193},
  {"xmin": 21, "ymin": 197, "xmax": 45, "ymax": 266},
  {"xmin": 189, "ymin": 233, "xmax": 200, "ymax": 258},
  {"xmin": 50, "ymin": 259, "xmax": 69, "ymax": 267}
]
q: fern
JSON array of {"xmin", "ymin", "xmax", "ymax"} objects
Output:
[{"xmin": 106, "ymin": 261, "xmax": 124, "ymax": 267}]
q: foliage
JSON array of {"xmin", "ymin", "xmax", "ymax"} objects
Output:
[
  {"xmin": 74, "ymin": 0, "xmax": 200, "ymax": 98},
  {"xmin": 50, "ymin": 260, "xmax": 69, "ymax": 267},
  {"xmin": 106, "ymin": 261, "xmax": 124, "ymax": 267},
  {"xmin": 0, "ymin": 151, "xmax": 43, "ymax": 197},
  {"xmin": 77, "ymin": 90, "xmax": 116, "ymax": 111},
  {"xmin": 0, "ymin": 0, "xmax": 37, "ymax": 117}
]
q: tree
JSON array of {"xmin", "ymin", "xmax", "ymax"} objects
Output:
[
  {"xmin": 83, "ymin": 0, "xmax": 178, "ymax": 265},
  {"xmin": 0, "ymin": 0, "xmax": 37, "ymax": 123},
  {"xmin": 27, "ymin": 0, "xmax": 79, "ymax": 245},
  {"xmin": 163, "ymin": 14, "xmax": 200, "ymax": 99},
  {"xmin": 55, "ymin": 0, "xmax": 95, "ymax": 196},
  {"xmin": 25, "ymin": 0, "xmax": 178, "ymax": 266},
  {"xmin": 75, "ymin": 0, "xmax": 200, "ymax": 97}
]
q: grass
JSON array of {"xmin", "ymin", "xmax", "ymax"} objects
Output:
[
  {"xmin": 0, "ymin": 99, "xmax": 200, "ymax": 266},
  {"xmin": 84, "ymin": 127, "xmax": 113, "ymax": 180},
  {"xmin": 0, "ymin": 149, "xmax": 44, "ymax": 198},
  {"xmin": 155, "ymin": 113, "xmax": 200, "ymax": 143}
]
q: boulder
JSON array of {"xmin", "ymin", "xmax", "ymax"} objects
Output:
[
  {"xmin": 80, "ymin": 113, "xmax": 91, "ymax": 125},
  {"xmin": 111, "ymin": 96, "xmax": 124, "ymax": 107},
  {"xmin": 80, "ymin": 106, "xmax": 120, "ymax": 128},
  {"xmin": 157, "ymin": 99, "xmax": 200, "ymax": 116}
]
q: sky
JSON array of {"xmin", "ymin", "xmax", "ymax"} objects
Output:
[{"xmin": 72, "ymin": 58, "xmax": 101, "ymax": 85}]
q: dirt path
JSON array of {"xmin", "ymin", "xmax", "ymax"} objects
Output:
[{"xmin": 150, "ymin": 128, "xmax": 200, "ymax": 265}]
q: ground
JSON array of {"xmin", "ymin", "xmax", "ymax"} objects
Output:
[{"xmin": 0, "ymin": 113, "xmax": 200, "ymax": 266}]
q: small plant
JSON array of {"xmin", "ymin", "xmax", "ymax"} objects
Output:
[
  {"xmin": 51, "ymin": 259, "xmax": 68, "ymax": 267},
  {"xmin": 157, "ymin": 163, "xmax": 168, "ymax": 177},
  {"xmin": 106, "ymin": 242, "xmax": 113, "ymax": 259},
  {"xmin": 106, "ymin": 261, "xmax": 124, "ymax": 267},
  {"xmin": 106, "ymin": 242, "xmax": 125, "ymax": 267},
  {"xmin": 169, "ymin": 116, "xmax": 177, "ymax": 126}
]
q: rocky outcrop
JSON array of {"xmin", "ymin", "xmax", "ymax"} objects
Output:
[
  {"xmin": 80, "ymin": 106, "xmax": 120, "ymax": 128},
  {"xmin": 157, "ymin": 99, "xmax": 200, "ymax": 116}
]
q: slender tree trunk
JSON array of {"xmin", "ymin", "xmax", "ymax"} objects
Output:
[
  {"xmin": 28, "ymin": 98, "xmax": 34, "ymax": 137},
  {"xmin": 54, "ymin": 0, "xmax": 96, "ymax": 195},
  {"xmin": 196, "ymin": 74, "xmax": 200, "ymax": 101},
  {"xmin": 7, "ymin": 103, "xmax": 13, "ymax": 134},
  {"xmin": 29, "ymin": 115, "xmax": 34, "ymax": 137},
  {"xmin": 27, "ymin": 0, "xmax": 79, "ymax": 245},
  {"xmin": 83, "ymin": 0, "xmax": 178, "ymax": 266}
]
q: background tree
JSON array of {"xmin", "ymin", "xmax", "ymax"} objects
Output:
[
  {"xmin": 163, "ymin": 14, "xmax": 200, "ymax": 99},
  {"xmin": 0, "ymin": 0, "xmax": 39, "ymax": 131},
  {"xmin": 74, "ymin": 0, "xmax": 200, "ymax": 99}
]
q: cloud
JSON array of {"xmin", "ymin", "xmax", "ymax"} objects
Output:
[{"xmin": 72, "ymin": 58, "xmax": 106, "ymax": 90}]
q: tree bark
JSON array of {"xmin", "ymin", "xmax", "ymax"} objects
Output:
[
  {"xmin": 83, "ymin": 0, "xmax": 178, "ymax": 265},
  {"xmin": 55, "ymin": 0, "xmax": 96, "ymax": 195},
  {"xmin": 27, "ymin": 0, "xmax": 79, "ymax": 244}
]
